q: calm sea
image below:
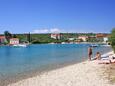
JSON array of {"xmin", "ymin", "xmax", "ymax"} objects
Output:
[{"xmin": 0, "ymin": 44, "xmax": 112, "ymax": 80}]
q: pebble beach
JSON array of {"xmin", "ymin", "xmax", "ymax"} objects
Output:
[{"xmin": 8, "ymin": 51, "xmax": 115, "ymax": 86}]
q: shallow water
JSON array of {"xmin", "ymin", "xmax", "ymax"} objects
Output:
[{"xmin": 0, "ymin": 44, "xmax": 112, "ymax": 80}]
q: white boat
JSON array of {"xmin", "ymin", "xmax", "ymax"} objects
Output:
[
  {"xmin": 49, "ymin": 43, "xmax": 55, "ymax": 44},
  {"xmin": 13, "ymin": 44, "xmax": 27, "ymax": 47},
  {"xmin": 61, "ymin": 42, "xmax": 66, "ymax": 44},
  {"xmin": 90, "ymin": 44, "xmax": 99, "ymax": 47}
]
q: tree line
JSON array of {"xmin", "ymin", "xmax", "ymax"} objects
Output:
[{"xmin": 1, "ymin": 31, "xmax": 99, "ymax": 44}]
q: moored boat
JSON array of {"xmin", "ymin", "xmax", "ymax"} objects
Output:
[
  {"xmin": 12, "ymin": 44, "xmax": 27, "ymax": 47},
  {"xmin": 90, "ymin": 44, "xmax": 99, "ymax": 47}
]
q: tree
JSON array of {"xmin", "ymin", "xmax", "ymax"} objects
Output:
[
  {"xmin": 109, "ymin": 28, "xmax": 115, "ymax": 53},
  {"xmin": 13, "ymin": 34, "xmax": 17, "ymax": 38},
  {"xmin": 26, "ymin": 32, "xmax": 31, "ymax": 43},
  {"xmin": 4, "ymin": 31, "xmax": 12, "ymax": 43}
]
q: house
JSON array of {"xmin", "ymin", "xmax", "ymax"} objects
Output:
[
  {"xmin": 88, "ymin": 36, "xmax": 96, "ymax": 39},
  {"xmin": 103, "ymin": 37, "xmax": 108, "ymax": 43},
  {"xmin": 78, "ymin": 36, "xmax": 89, "ymax": 42},
  {"xmin": 96, "ymin": 34, "xmax": 106, "ymax": 38},
  {"xmin": 51, "ymin": 33, "xmax": 62, "ymax": 39},
  {"xmin": 96, "ymin": 34, "xmax": 110, "ymax": 42},
  {"xmin": 10, "ymin": 38, "xmax": 19, "ymax": 45},
  {"xmin": 0, "ymin": 36, "xmax": 6, "ymax": 44}
]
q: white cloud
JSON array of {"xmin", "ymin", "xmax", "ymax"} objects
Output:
[
  {"xmin": 32, "ymin": 29, "xmax": 49, "ymax": 33},
  {"xmin": 32, "ymin": 28, "xmax": 61, "ymax": 33},
  {"xmin": 50, "ymin": 28, "xmax": 61, "ymax": 33}
]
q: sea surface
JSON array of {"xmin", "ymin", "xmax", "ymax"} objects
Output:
[{"xmin": 0, "ymin": 44, "xmax": 112, "ymax": 81}]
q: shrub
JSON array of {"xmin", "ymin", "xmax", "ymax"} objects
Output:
[{"xmin": 109, "ymin": 28, "xmax": 115, "ymax": 53}]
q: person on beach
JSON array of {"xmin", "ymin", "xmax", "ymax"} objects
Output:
[
  {"xmin": 88, "ymin": 46, "xmax": 92, "ymax": 60},
  {"xmin": 93, "ymin": 52, "xmax": 101, "ymax": 60}
]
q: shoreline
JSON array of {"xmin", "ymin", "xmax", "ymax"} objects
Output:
[
  {"xmin": 0, "ymin": 57, "xmax": 87, "ymax": 86},
  {"xmin": 7, "ymin": 51, "xmax": 115, "ymax": 86}
]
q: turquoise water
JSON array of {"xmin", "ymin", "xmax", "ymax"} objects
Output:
[{"xmin": 0, "ymin": 44, "xmax": 112, "ymax": 80}]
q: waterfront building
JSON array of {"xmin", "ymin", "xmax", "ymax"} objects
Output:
[
  {"xmin": 51, "ymin": 33, "xmax": 62, "ymax": 39},
  {"xmin": 78, "ymin": 36, "xmax": 89, "ymax": 42},
  {"xmin": 10, "ymin": 38, "xmax": 19, "ymax": 45},
  {"xmin": 0, "ymin": 36, "xmax": 6, "ymax": 44},
  {"xmin": 96, "ymin": 34, "xmax": 110, "ymax": 42}
]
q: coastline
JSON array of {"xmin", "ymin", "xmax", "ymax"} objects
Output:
[
  {"xmin": 7, "ymin": 51, "xmax": 115, "ymax": 86},
  {"xmin": 1, "ymin": 57, "xmax": 87, "ymax": 86}
]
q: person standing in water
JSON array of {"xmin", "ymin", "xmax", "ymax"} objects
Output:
[{"xmin": 88, "ymin": 46, "xmax": 92, "ymax": 60}]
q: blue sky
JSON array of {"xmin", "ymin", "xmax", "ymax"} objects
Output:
[{"xmin": 0, "ymin": 0, "xmax": 115, "ymax": 33}]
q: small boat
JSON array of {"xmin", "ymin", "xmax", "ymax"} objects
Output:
[
  {"xmin": 61, "ymin": 42, "xmax": 67, "ymax": 44},
  {"xmin": 90, "ymin": 44, "xmax": 99, "ymax": 47},
  {"xmin": 13, "ymin": 44, "xmax": 27, "ymax": 47},
  {"xmin": 49, "ymin": 42, "xmax": 55, "ymax": 44}
]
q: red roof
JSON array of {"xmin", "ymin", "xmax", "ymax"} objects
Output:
[
  {"xmin": 10, "ymin": 38, "xmax": 19, "ymax": 40},
  {"xmin": 51, "ymin": 33, "xmax": 61, "ymax": 36},
  {"xmin": 96, "ymin": 34, "xmax": 110, "ymax": 38},
  {"xmin": 0, "ymin": 36, "xmax": 5, "ymax": 39}
]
